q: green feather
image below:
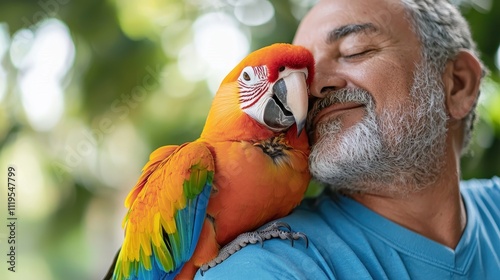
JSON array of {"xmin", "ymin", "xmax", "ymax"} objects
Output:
[{"xmin": 183, "ymin": 163, "xmax": 213, "ymax": 199}]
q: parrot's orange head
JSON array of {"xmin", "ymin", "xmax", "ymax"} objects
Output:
[
  {"xmin": 223, "ymin": 43, "xmax": 314, "ymax": 86},
  {"xmin": 221, "ymin": 43, "xmax": 315, "ymax": 135}
]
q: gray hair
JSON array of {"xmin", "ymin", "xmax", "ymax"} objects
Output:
[{"xmin": 400, "ymin": 0, "xmax": 486, "ymax": 154}]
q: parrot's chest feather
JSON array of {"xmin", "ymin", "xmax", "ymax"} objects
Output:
[{"xmin": 253, "ymin": 134, "xmax": 291, "ymax": 164}]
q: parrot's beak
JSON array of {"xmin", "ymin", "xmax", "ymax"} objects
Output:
[
  {"xmin": 264, "ymin": 71, "xmax": 308, "ymax": 136},
  {"xmin": 280, "ymin": 71, "xmax": 308, "ymax": 136}
]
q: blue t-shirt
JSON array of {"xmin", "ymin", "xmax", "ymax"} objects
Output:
[{"xmin": 196, "ymin": 177, "xmax": 500, "ymax": 279}]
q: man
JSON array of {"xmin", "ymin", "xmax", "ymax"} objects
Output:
[{"xmin": 197, "ymin": 0, "xmax": 500, "ymax": 279}]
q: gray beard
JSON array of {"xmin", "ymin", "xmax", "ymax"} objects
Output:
[{"xmin": 308, "ymin": 62, "xmax": 449, "ymax": 197}]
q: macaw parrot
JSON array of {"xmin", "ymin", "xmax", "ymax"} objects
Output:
[{"xmin": 107, "ymin": 43, "xmax": 314, "ymax": 280}]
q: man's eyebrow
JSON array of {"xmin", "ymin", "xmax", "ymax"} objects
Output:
[{"xmin": 327, "ymin": 23, "xmax": 378, "ymax": 43}]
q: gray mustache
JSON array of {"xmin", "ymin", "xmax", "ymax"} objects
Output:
[{"xmin": 307, "ymin": 88, "xmax": 374, "ymax": 131}]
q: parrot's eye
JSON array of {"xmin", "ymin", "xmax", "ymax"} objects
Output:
[
  {"xmin": 279, "ymin": 66, "xmax": 285, "ymax": 72},
  {"xmin": 239, "ymin": 66, "xmax": 258, "ymax": 84},
  {"xmin": 243, "ymin": 72, "xmax": 251, "ymax": 81}
]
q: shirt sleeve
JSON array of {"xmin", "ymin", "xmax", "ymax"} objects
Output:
[
  {"xmin": 194, "ymin": 241, "xmax": 331, "ymax": 280},
  {"xmin": 193, "ymin": 208, "xmax": 337, "ymax": 280}
]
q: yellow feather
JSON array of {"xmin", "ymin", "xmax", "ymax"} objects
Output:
[
  {"xmin": 140, "ymin": 246, "xmax": 152, "ymax": 270},
  {"xmin": 151, "ymin": 213, "xmax": 161, "ymax": 247},
  {"xmin": 140, "ymin": 232, "xmax": 152, "ymax": 257},
  {"xmin": 164, "ymin": 218, "xmax": 177, "ymax": 234},
  {"xmin": 160, "ymin": 217, "xmax": 173, "ymax": 235},
  {"xmin": 122, "ymin": 256, "xmax": 130, "ymax": 278},
  {"xmin": 129, "ymin": 239, "xmax": 138, "ymax": 261}
]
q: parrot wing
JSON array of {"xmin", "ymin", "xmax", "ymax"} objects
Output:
[{"xmin": 113, "ymin": 141, "xmax": 215, "ymax": 279}]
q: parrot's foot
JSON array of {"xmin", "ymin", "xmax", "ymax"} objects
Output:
[{"xmin": 199, "ymin": 221, "xmax": 308, "ymax": 275}]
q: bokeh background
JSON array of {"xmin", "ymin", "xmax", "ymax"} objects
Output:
[{"xmin": 0, "ymin": 0, "xmax": 498, "ymax": 279}]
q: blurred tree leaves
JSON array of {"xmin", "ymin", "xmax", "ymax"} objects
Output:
[
  {"xmin": 463, "ymin": 0, "xmax": 500, "ymax": 76},
  {"xmin": 459, "ymin": 0, "xmax": 500, "ymax": 179}
]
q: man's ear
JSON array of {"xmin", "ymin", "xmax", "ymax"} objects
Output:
[{"xmin": 442, "ymin": 50, "xmax": 482, "ymax": 121}]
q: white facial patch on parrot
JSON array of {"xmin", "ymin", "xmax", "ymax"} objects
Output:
[
  {"xmin": 238, "ymin": 65, "xmax": 272, "ymax": 123},
  {"xmin": 238, "ymin": 65, "xmax": 309, "ymax": 132}
]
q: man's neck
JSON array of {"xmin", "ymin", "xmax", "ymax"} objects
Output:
[{"xmin": 348, "ymin": 167, "xmax": 466, "ymax": 249}]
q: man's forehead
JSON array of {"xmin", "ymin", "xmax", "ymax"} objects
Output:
[{"xmin": 295, "ymin": 0, "xmax": 410, "ymax": 44}]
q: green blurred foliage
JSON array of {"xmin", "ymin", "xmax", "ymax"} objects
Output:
[{"xmin": 0, "ymin": 0, "xmax": 498, "ymax": 279}]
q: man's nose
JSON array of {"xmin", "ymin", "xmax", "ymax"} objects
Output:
[{"xmin": 310, "ymin": 60, "xmax": 347, "ymax": 98}]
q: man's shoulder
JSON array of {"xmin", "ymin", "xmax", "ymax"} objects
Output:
[
  {"xmin": 195, "ymin": 197, "xmax": 379, "ymax": 280},
  {"xmin": 460, "ymin": 176, "xmax": 500, "ymax": 223},
  {"xmin": 460, "ymin": 176, "xmax": 500, "ymax": 202},
  {"xmin": 195, "ymin": 203, "xmax": 336, "ymax": 279}
]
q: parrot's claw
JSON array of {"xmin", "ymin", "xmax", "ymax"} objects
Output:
[
  {"xmin": 255, "ymin": 222, "xmax": 309, "ymax": 248},
  {"xmin": 260, "ymin": 221, "xmax": 292, "ymax": 232},
  {"xmin": 199, "ymin": 221, "xmax": 308, "ymax": 276},
  {"xmin": 200, "ymin": 231, "xmax": 263, "ymax": 276}
]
